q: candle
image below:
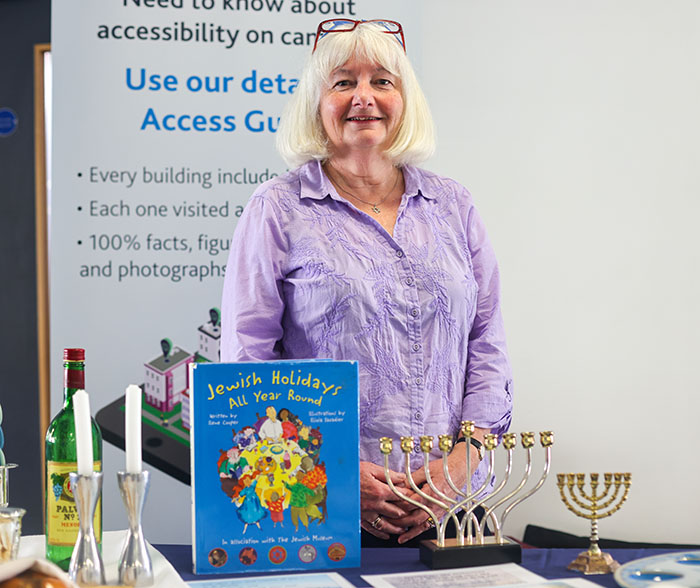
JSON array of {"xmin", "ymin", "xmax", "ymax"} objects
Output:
[
  {"xmin": 0, "ymin": 402, "xmax": 5, "ymax": 466},
  {"xmin": 125, "ymin": 384, "xmax": 142, "ymax": 473},
  {"xmin": 73, "ymin": 389, "xmax": 93, "ymax": 476}
]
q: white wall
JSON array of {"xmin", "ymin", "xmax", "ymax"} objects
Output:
[{"xmin": 420, "ymin": 1, "xmax": 700, "ymax": 544}]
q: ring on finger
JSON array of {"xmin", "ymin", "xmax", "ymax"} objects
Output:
[
  {"xmin": 426, "ymin": 516, "xmax": 436, "ymax": 528},
  {"xmin": 371, "ymin": 515, "xmax": 383, "ymax": 530}
]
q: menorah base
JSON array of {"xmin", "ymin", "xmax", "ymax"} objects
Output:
[
  {"xmin": 419, "ymin": 537, "xmax": 522, "ymax": 570},
  {"xmin": 567, "ymin": 549, "xmax": 620, "ymax": 575}
]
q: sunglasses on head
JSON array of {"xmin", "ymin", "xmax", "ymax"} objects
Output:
[{"xmin": 312, "ymin": 19, "xmax": 406, "ymax": 53}]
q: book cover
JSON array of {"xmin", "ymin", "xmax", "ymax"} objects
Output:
[{"xmin": 190, "ymin": 360, "xmax": 360, "ymax": 575}]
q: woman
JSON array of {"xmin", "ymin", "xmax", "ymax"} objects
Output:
[
  {"xmin": 221, "ymin": 19, "xmax": 513, "ymax": 546},
  {"xmin": 233, "ymin": 474, "xmax": 267, "ymax": 534}
]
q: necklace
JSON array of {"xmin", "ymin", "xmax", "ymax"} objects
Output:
[{"xmin": 325, "ymin": 165, "xmax": 400, "ymax": 214}]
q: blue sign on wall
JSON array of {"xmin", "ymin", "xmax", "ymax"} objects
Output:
[{"xmin": 0, "ymin": 108, "xmax": 19, "ymax": 138}]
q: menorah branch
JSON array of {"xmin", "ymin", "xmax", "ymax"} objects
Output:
[{"xmin": 499, "ymin": 436, "xmax": 552, "ymax": 533}]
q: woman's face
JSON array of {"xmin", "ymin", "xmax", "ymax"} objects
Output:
[{"xmin": 319, "ymin": 57, "xmax": 403, "ymax": 157}]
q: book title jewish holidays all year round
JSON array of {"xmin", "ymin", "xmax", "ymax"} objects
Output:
[{"xmin": 190, "ymin": 359, "xmax": 360, "ymax": 574}]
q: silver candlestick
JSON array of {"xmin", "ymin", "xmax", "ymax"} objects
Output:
[
  {"xmin": 68, "ymin": 472, "xmax": 106, "ymax": 586},
  {"xmin": 118, "ymin": 471, "xmax": 154, "ymax": 586}
]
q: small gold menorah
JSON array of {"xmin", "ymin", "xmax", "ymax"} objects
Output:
[
  {"xmin": 379, "ymin": 423, "xmax": 554, "ymax": 569},
  {"xmin": 557, "ymin": 472, "xmax": 631, "ymax": 574}
]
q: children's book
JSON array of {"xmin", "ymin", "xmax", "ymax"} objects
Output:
[{"xmin": 190, "ymin": 360, "xmax": 360, "ymax": 575}]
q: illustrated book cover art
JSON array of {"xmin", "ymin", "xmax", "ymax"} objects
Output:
[{"xmin": 190, "ymin": 360, "xmax": 360, "ymax": 575}]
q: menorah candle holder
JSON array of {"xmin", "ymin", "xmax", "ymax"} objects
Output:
[
  {"xmin": 379, "ymin": 422, "xmax": 554, "ymax": 569},
  {"xmin": 117, "ymin": 471, "xmax": 154, "ymax": 586},
  {"xmin": 557, "ymin": 472, "xmax": 631, "ymax": 575},
  {"xmin": 68, "ymin": 472, "xmax": 106, "ymax": 586}
]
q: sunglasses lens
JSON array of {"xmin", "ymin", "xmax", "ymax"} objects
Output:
[{"xmin": 374, "ymin": 20, "xmax": 401, "ymax": 33}]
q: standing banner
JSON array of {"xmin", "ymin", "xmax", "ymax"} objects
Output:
[{"xmin": 51, "ymin": 0, "xmax": 419, "ymax": 543}]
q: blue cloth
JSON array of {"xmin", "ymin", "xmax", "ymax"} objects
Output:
[{"xmin": 157, "ymin": 544, "xmax": 678, "ymax": 586}]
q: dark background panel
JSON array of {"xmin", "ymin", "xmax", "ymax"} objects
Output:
[{"xmin": 0, "ymin": 0, "xmax": 52, "ymax": 535}]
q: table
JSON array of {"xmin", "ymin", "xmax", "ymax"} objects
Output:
[{"xmin": 156, "ymin": 544, "xmax": 677, "ymax": 587}]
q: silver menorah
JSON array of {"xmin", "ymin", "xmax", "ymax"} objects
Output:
[{"xmin": 379, "ymin": 421, "xmax": 554, "ymax": 569}]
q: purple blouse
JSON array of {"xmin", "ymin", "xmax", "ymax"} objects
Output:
[{"xmin": 221, "ymin": 160, "xmax": 513, "ymax": 488}]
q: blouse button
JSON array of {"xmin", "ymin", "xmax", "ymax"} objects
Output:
[
  {"xmin": 411, "ymin": 308, "xmax": 419, "ymax": 317},
  {"xmin": 415, "ymin": 377, "xmax": 423, "ymax": 386},
  {"xmin": 405, "ymin": 277, "xmax": 414, "ymax": 286},
  {"xmin": 413, "ymin": 343, "xmax": 421, "ymax": 351},
  {"xmin": 396, "ymin": 250, "xmax": 404, "ymax": 258}
]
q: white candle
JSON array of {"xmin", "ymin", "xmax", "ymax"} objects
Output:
[
  {"xmin": 125, "ymin": 384, "xmax": 142, "ymax": 473},
  {"xmin": 73, "ymin": 389, "xmax": 93, "ymax": 476}
]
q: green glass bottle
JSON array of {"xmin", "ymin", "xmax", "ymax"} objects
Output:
[{"xmin": 45, "ymin": 348, "xmax": 102, "ymax": 570}]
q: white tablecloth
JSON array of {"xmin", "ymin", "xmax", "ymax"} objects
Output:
[{"xmin": 15, "ymin": 530, "xmax": 187, "ymax": 587}]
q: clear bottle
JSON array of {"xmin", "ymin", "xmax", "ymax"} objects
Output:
[{"xmin": 45, "ymin": 348, "xmax": 102, "ymax": 570}]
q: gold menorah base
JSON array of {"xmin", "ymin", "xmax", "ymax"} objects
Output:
[
  {"xmin": 420, "ymin": 537, "xmax": 522, "ymax": 570},
  {"xmin": 568, "ymin": 546, "xmax": 620, "ymax": 575}
]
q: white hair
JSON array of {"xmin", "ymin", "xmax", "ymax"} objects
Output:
[{"xmin": 275, "ymin": 21, "xmax": 435, "ymax": 167}]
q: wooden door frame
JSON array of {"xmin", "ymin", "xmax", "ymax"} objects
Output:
[{"xmin": 34, "ymin": 42, "xmax": 51, "ymax": 515}]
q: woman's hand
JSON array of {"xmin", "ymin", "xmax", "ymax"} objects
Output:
[{"xmin": 360, "ymin": 460, "xmax": 414, "ymax": 539}]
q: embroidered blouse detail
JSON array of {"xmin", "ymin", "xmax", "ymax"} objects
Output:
[{"xmin": 222, "ymin": 160, "xmax": 513, "ymax": 489}]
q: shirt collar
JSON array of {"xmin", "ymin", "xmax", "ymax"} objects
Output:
[
  {"xmin": 298, "ymin": 159, "xmax": 432, "ymax": 201},
  {"xmin": 299, "ymin": 160, "xmax": 332, "ymax": 201},
  {"xmin": 400, "ymin": 164, "xmax": 433, "ymax": 200}
]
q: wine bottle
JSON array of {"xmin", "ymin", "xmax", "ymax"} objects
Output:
[{"xmin": 45, "ymin": 348, "xmax": 102, "ymax": 570}]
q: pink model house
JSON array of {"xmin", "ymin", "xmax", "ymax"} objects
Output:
[
  {"xmin": 144, "ymin": 346, "xmax": 194, "ymax": 413},
  {"xmin": 181, "ymin": 310, "xmax": 221, "ymax": 430},
  {"xmin": 180, "ymin": 386, "xmax": 191, "ymax": 431}
]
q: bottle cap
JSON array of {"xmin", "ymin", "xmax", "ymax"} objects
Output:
[{"xmin": 63, "ymin": 348, "xmax": 85, "ymax": 361}]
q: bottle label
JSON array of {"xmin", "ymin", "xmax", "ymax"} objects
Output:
[{"xmin": 47, "ymin": 461, "xmax": 102, "ymax": 546}]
